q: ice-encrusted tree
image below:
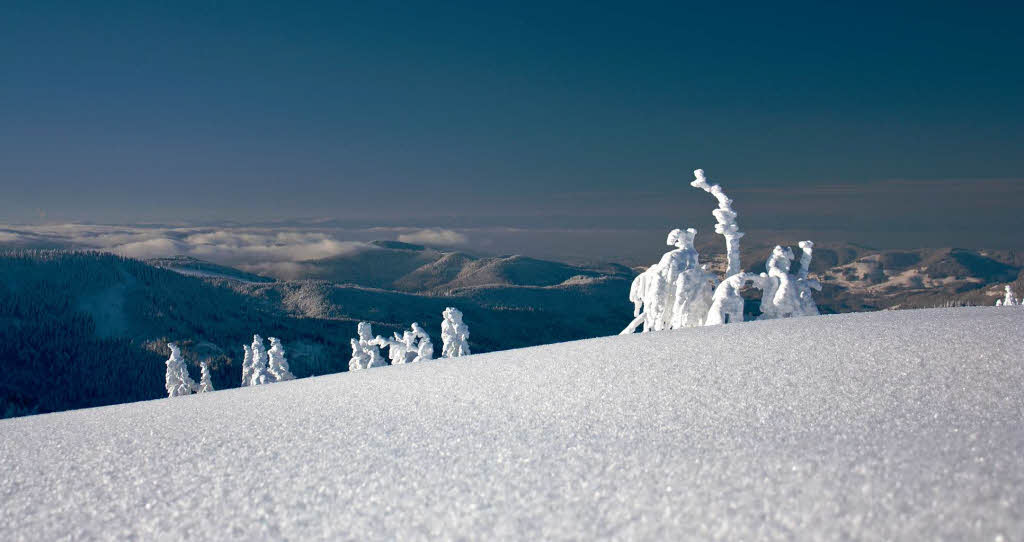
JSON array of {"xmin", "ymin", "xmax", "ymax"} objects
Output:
[
  {"xmin": 999, "ymin": 285, "xmax": 1019, "ymax": 306},
  {"xmin": 622, "ymin": 228, "xmax": 716, "ymax": 333},
  {"xmin": 266, "ymin": 337, "xmax": 295, "ymax": 381},
  {"xmin": 373, "ymin": 323, "xmax": 434, "ymax": 364},
  {"xmin": 240, "ymin": 344, "xmax": 253, "ymax": 387},
  {"xmin": 758, "ymin": 244, "xmax": 821, "ymax": 320},
  {"xmin": 441, "ymin": 307, "xmax": 471, "ymax": 358},
  {"xmin": 691, "ymin": 169, "xmax": 743, "ymax": 277},
  {"xmin": 349, "ymin": 322, "xmax": 388, "ymax": 371},
  {"xmin": 249, "ymin": 335, "xmax": 270, "ymax": 386},
  {"xmin": 411, "ymin": 323, "xmax": 434, "ymax": 362},
  {"xmin": 164, "ymin": 343, "xmax": 197, "ymax": 398},
  {"xmin": 625, "ymin": 169, "xmax": 821, "ymax": 331},
  {"xmin": 198, "ymin": 361, "xmax": 215, "ymax": 393}
]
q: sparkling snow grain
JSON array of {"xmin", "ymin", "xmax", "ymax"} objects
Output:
[{"xmin": 2, "ymin": 308, "xmax": 1022, "ymax": 540}]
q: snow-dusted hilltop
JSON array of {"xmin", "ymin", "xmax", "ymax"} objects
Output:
[{"xmin": 2, "ymin": 308, "xmax": 1022, "ymax": 540}]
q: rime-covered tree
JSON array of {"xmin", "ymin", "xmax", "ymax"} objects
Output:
[
  {"xmin": 249, "ymin": 335, "xmax": 270, "ymax": 386},
  {"xmin": 266, "ymin": 337, "xmax": 295, "ymax": 381},
  {"xmin": 240, "ymin": 344, "xmax": 253, "ymax": 387},
  {"xmin": 411, "ymin": 323, "xmax": 433, "ymax": 362},
  {"xmin": 164, "ymin": 343, "xmax": 196, "ymax": 398},
  {"xmin": 624, "ymin": 169, "xmax": 821, "ymax": 331},
  {"xmin": 1000, "ymin": 285, "xmax": 1019, "ymax": 306},
  {"xmin": 373, "ymin": 323, "xmax": 432, "ymax": 364},
  {"xmin": 441, "ymin": 307, "xmax": 471, "ymax": 358},
  {"xmin": 349, "ymin": 322, "xmax": 387, "ymax": 371},
  {"xmin": 198, "ymin": 361, "xmax": 215, "ymax": 393},
  {"xmin": 622, "ymin": 228, "xmax": 715, "ymax": 333}
]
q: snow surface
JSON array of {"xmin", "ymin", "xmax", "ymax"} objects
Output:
[{"xmin": 2, "ymin": 308, "xmax": 1023, "ymax": 540}]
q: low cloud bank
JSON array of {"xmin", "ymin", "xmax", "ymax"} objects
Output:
[
  {"xmin": 0, "ymin": 224, "xmax": 368, "ymax": 278},
  {"xmin": 397, "ymin": 228, "xmax": 468, "ymax": 247}
]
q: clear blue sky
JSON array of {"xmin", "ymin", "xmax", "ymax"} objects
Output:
[{"xmin": 1, "ymin": 1, "xmax": 1021, "ymax": 239}]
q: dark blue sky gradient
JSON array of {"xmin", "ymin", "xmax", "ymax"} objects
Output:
[{"xmin": 1, "ymin": 1, "xmax": 1022, "ymax": 238}]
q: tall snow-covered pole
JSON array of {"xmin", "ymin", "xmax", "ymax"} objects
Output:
[
  {"xmin": 691, "ymin": 169, "xmax": 744, "ymax": 277},
  {"xmin": 797, "ymin": 241, "xmax": 814, "ymax": 280}
]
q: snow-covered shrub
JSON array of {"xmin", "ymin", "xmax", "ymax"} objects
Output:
[
  {"xmin": 267, "ymin": 337, "xmax": 295, "ymax": 381},
  {"xmin": 349, "ymin": 322, "xmax": 388, "ymax": 371},
  {"xmin": 164, "ymin": 343, "xmax": 197, "ymax": 398},
  {"xmin": 441, "ymin": 307, "xmax": 471, "ymax": 357},
  {"xmin": 249, "ymin": 335, "xmax": 270, "ymax": 386},
  {"xmin": 198, "ymin": 361, "xmax": 215, "ymax": 393},
  {"xmin": 240, "ymin": 345, "xmax": 253, "ymax": 387}
]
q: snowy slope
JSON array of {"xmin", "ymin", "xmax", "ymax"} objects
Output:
[{"xmin": 2, "ymin": 308, "xmax": 1023, "ymax": 540}]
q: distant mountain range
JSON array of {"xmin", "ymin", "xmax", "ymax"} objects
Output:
[{"xmin": 1, "ymin": 241, "xmax": 1020, "ymax": 417}]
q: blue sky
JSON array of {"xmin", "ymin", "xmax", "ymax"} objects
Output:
[{"xmin": 0, "ymin": 1, "xmax": 1021, "ymax": 248}]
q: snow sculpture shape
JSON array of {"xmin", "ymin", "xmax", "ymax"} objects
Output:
[
  {"xmin": 1000, "ymin": 285, "xmax": 1019, "ymax": 306},
  {"xmin": 240, "ymin": 345, "xmax": 253, "ymax": 387},
  {"xmin": 441, "ymin": 307, "xmax": 471, "ymax": 357},
  {"xmin": 266, "ymin": 337, "xmax": 295, "ymax": 381},
  {"xmin": 349, "ymin": 322, "xmax": 387, "ymax": 371},
  {"xmin": 691, "ymin": 169, "xmax": 744, "ymax": 277},
  {"xmin": 622, "ymin": 228, "xmax": 716, "ymax": 333},
  {"xmin": 198, "ymin": 361, "xmax": 215, "ymax": 393},
  {"xmin": 164, "ymin": 343, "xmax": 197, "ymax": 398},
  {"xmin": 249, "ymin": 335, "xmax": 270, "ymax": 386}
]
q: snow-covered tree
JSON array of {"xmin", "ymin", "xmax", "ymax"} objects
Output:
[
  {"xmin": 198, "ymin": 361, "xmax": 215, "ymax": 393},
  {"xmin": 624, "ymin": 169, "xmax": 821, "ymax": 331},
  {"xmin": 266, "ymin": 337, "xmax": 295, "ymax": 381},
  {"xmin": 1000, "ymin": 285, "xmax": 1019, "ymax": 306},
  {"xmin": 164, "ymin": 343, "xmax": 197, "ymax": 398},
  {"xmin": 411, "ymin": 323, "xmax": 433, "ymax": 362},
  {"xmin": 758, "ymin": 243, "xmax": 821, "ymax": 319},
  {"xmin": 622, "ymin": 228, "xmax": 716, "ymax": 333},
  {"xmin": 240, "ymin": 344, "xmax": 253, "ymax": 387},
  {"xmin": 249, "ymin": 335, "xmax": 270, "ymax": 386},
  {"xmin": 372, "ymin": 323, "xmax": 433, "ymax": 364},
  {"xmin": 691, "ymin": 169, "xmax": 744, "ymax": 276},
  {"xmin": 350, "ymin": 322, "xmax": 387, "ymax": 371},
  {"xmin": 441, "ymin": 307, "xmax": 471, "ymax": 357},
  {"xmin": 706, "ymin": 273, "xmax": 765, "ymax": 326}
]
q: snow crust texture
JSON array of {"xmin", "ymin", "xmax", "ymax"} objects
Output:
[{"xmin": 2, "ymin": 308, "xmax": 1023, "ymax": 541}]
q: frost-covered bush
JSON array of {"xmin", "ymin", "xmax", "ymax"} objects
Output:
[
  {"xmin": 249, "ymin": 335, "xmax": 270, "ymax": 386},
  {"xmin": 349, "ymin": 322, "xmax": 388, "ymax": 371},
  {"xmin": 624, "ymin": 169, "xmax": 821, "ymax": 331},
  {"xmin": 240, "ymin": 345, "xmax": 253, "ymax": 387},
  {"xmin": 267, "ymin": 337, "xmax": 295, "ymax": 381},
  {"xmin": 164, "ymin": 343, "xmax": 197, "ymax": 398},
  {"xmin": 441, "ymin": 307, "xmax": 471, "ymax": 358},
  {"xmin": 198, "ymin": 361, "xmax": 215, "ymax": 393}
]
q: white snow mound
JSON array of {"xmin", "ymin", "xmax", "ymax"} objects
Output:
[{"xmin": 2, "ymin": 308, "xmax": 1023, "ymax": 540}]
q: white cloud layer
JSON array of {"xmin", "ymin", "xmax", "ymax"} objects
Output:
[
  {"xmin": 0, "ymin": 224, "xmax": 369, "ymax": 271},
  {"xmin": 397, "ymin": 228, "xmax": 468, "ymax": 246}
]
